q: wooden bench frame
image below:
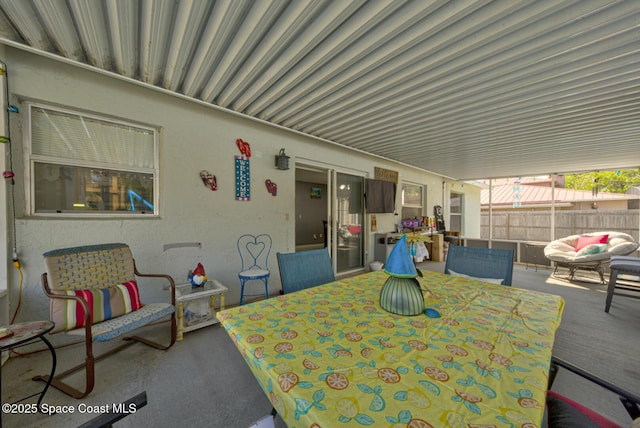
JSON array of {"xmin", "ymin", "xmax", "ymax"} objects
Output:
[{"xmin": 33, "ymin": 243, "xmax": 177, "ymax": 398}]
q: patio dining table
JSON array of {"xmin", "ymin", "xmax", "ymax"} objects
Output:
[{"xmin": 217, "ymin": 270, "xmax": 564, "ymax": 427}]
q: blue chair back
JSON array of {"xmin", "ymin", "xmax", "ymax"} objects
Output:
[
  {"xmin": 277, "ymin": 248, "xmax": 335, "ymax": 294},
  {"xmin": 444, "ymin": 245, "xmax": 514, "ymax": 286},
  {"xmin": 238, "ymin": 234, "xmax": 272, "ymax": 273}
]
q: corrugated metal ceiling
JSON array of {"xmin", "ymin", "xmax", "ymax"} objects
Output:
[{"xmin": 0, "ymin": 0, "xmax": 638, "ymax": 180}]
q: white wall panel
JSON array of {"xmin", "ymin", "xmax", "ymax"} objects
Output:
[{"xmin": 5, "ymin": 49, "xmax": 459, "ymax": 328}]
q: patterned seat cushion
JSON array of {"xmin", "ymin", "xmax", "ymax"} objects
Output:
[{"xmin": 65, "ymin": 303, "xmax": 175, "ymax": 342}]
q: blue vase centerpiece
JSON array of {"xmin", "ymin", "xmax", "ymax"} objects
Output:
[{"xmin": 379, "ymin": 235, "xmax": 425, "ymax": 316}]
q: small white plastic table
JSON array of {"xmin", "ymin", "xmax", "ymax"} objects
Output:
[{"xmin": 175, "ymin": 280, "xmax": 228, "ymax": 340}]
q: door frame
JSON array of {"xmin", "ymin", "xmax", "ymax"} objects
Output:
[{"xmin": 296, "ymin": 160, "xmax": 367, "ymax": 274}]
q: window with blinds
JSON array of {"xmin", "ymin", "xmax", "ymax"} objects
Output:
[
  {"xmin": 25, "ymin": 102, "xmax": 158, "ymax": 216},
  {"xmin": 401, "ymin": 183, "xmax": 424, "ymax": 220}
]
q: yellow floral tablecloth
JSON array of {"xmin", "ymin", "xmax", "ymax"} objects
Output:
[{"xmin": 217, "ymin": 270, "xmax": 564, "ymax": 427}]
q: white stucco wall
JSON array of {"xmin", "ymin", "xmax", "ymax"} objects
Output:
[{"xmin": 3, "ymin": 48, "xmax": 477, "ymax": 329}]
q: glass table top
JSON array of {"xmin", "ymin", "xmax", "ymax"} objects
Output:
[{"xmin": 175, "ymin": 280, "xmax": 227, "ymax": 297}]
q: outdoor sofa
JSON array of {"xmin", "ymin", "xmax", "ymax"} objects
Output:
[{"xmin": 544, "ymin": 231, "xmax": 639, "ymax": 283}]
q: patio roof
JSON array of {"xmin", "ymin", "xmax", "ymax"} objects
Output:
[{"xmin": 0, "ymin": 1, "xmax": 639, "ymax": 180}]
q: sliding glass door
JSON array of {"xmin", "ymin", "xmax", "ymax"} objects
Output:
[{"xmin": 334, "ymin": 172, "xmax": 364, "ymax": 274}]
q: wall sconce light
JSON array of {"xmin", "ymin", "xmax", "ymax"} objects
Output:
[{"xmin": 275, "ymin": 148, "xmax": 290, "ymax": 170}]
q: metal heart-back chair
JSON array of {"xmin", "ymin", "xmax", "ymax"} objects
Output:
[
  {"xmin": 277, "ymin": 248, "xmax": 335, "ymax": 294},
  {"xmin": 238, "ymin": 234, "xmax": 272, "ymax": 305},
  {"xmin": 444, "ymin": 245, "xmax": 514, "ymax": 286}
]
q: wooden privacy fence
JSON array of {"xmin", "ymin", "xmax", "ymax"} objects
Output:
[
  {"xmin": 472, "ymin": 209, "xmax": 640, "ymax": 268},
  {"xmin": 481, "ymin": 209, "xmax": 640, "ymax": 242}
]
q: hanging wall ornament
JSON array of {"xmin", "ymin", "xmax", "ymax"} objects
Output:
[
  {"xmin": 235, "ymin": 155, "xmax": 250, "ymax": 201},
  {"xmin": 199, "ymin": 170, "xmax": 217, "ymax": 191},
  {"xmin": 512, "ymin": 177, "xmax": 522, "ymax": 208},
  {"xmin": 265, "ymin": 179, "xmax": 277, "ymax": 196},
  {"xmin": 235, "ymin": 138, "xmax": 252, "ymax": 200},
  {"xmin": 236, "ymin": 138, "xmax": 251, "ymax": 158}
]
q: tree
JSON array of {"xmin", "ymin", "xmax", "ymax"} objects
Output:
[{"xmin": 565, "ymin": 169, "xmax": 640, "ymax": 194}]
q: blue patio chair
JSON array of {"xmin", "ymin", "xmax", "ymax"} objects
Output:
[
  {"xmin": 238, "ymin": 234, "xmax": 272, "ymax": 305},
  {"xmin": 444, "ymin": 245, "xmax": 514, "ymax": 286},
  {"xmin": 277, "ymin": 248, "xmax": 335, "ymax": 294}
]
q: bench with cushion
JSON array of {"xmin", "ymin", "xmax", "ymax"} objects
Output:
[{"xmin": 33, "ymin": 243, "xmax": 176, "ymax": 398}]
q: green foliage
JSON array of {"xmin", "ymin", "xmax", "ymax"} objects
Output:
[{"xmin": 565, "ymin": 169, "xmax": 640, "ymax": 194}]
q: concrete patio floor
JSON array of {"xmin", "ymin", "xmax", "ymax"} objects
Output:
[{"xmin": 1, "ymin": 262, "xmax": 639, "ymax": 427}]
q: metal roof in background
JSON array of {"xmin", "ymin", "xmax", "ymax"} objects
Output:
[
  {"xmin": 0, "ymin": 0, "xmax": 639, "ymax": 181},
  {"xmin": 480, "ymin": 182, "xmax": 639, "ymax": 207}
]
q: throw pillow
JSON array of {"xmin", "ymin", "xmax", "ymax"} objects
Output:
[
  {"xmin": 50, "ymin": 280, "xmax": 143, "ymax": 333},
  {"xmin": 575, "ymin": 243, "xmax": 607, "ymax": 257},
  {"xmin": 575, "ymin": 234, "xmax": 609, "ymax": 252},
  {"xmin": 448, "ymin": 269, "xmax": 504, "ymax": 285}
]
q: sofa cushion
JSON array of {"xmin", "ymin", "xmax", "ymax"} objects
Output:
[
  {"xmin": 575, "ymin": 243, "xmax": 607, "ymax": 257},
  {"xmin": 575, "ymin": 234, "xmax": 609, "ymax": 252},
  {"xmin": 51, "ymin": 280, "xmax": 143, "ymax": 333},
  {"xmin": 608, "ymin": 239, "xmax": 640, "ymax": 255}
]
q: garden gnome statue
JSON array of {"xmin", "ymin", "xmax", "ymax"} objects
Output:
[{"xmin": 188, "ymin": 263, "xmax": 207, "ymax": 287}]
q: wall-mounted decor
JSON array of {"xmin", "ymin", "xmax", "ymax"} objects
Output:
[
  {"xmin": 265, "ymin": 179, "xmax": 277, "ymax": 196},
  {"xmin": 236, "ymin": 138, "xmax": 251, "ymax": 158},
  {"xmin": 374, "ymin": 166, "xmax": 398, "ymax": 184},
  {"xmin": 199, "ymin": 170, "xmax": 217, "ymax": 191},
  {"xmin": 235, "ymin": 155, "xmax": 250, "ymax": 201},
  {"xmin": 275, "ymin": 148, "xmax": 289, "ymax": 170},
  {"xmin": 235, "ymin": 138, "xmax": 251, "ymax": 201},
  {"xmin": 310, "ymin": 187, "xmax": 321, "ymax": 199}
]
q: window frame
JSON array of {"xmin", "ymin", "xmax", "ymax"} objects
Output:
[
  {"xmin": 449, "ymin": 191, "xmax": 464, "ymax": 234},
  {"xmin": 23, "ymin": 100, "xmax": 160, "ymax": 218},
  {"xmin": 401, "ymin": 182, "xmax": 424, "ymax": 219}
]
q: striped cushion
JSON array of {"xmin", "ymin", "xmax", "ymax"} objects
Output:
[{"xmin": 50, "ymin": 280, "xmax": 142, "ymax": 333}]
